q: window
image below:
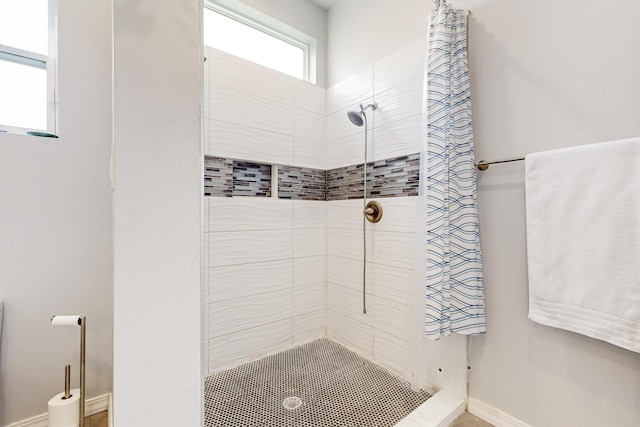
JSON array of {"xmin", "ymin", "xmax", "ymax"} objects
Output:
[
  {"xmin": 204, "ymin": 1, "xmax": 315, "ymax": 82},
  {"xmin": 0, "ymin": 0, "xmax": 57, "ymax": 136}
]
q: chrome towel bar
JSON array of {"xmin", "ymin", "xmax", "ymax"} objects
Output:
[{"xmin": 475, "ymin": 156, "xmax": 525, "ymax": 170}]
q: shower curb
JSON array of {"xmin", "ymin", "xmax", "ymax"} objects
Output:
[{"xmin": 394, "ymin": 390, "xmax": 465, "ymax": 427}]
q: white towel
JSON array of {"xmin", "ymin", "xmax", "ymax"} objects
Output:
[{"xmin": 525, "ymin": 137, "xmax": 640, "ymax": 353}]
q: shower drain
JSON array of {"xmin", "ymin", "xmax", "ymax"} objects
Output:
[{"xmin": 282, "ymin": 396, "xmax": 303, "ymax": 410}]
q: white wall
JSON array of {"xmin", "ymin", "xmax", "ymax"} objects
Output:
[
  {"xmin": 330, "ymin": 0, "xmax": 640, "ymax": 426},
  {"xmin": 112, "ymin": 0, "xmax": 203, "ymax": 425},
  {"xmin": 467, "ymin": 0, "xmax": 640, "ymax": 426},
  {"xmin": 204, "ymin": 47, "xmax": 327, "ymax": 374},
  {"xmin": 327, "ymin": 0, "xmax": 430, "ymax": 86},
  {"xmin": 0, "ymin": 0, "xmax": 113, "ymax": 424},
  {"xmin": 230, "ymin": 0, "xmax": 328, "ymax": 87}
]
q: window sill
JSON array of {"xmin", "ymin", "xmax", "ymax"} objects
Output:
[{"xmin": 0, "ymin": 129, "xmax": 58, "ymax": 139}]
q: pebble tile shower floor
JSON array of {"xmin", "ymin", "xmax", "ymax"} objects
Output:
[{"xmin": 205, "ymin": 338, "xmax": 433, "ymax": 426}]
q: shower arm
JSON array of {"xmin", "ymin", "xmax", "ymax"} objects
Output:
[{"xmin": 361, "ymin": 103, "xmax": 377, "ymax": 112}]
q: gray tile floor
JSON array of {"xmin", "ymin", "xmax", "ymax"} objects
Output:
[
  {"xmin": 205, "ymin": 338, "xmax": 433, "ymax": 426},
  {"xmin": 450, "ymin": 411, "xmax": 494, "ymax": 427}
]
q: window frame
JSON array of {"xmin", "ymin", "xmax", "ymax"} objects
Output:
[
  {"xmin": 204, "ymin": 0, "xmax": 316, "ymax": 83},
  {"xmin": 0, "ymin": 0, "xmax": 58, "ymax": 137}
]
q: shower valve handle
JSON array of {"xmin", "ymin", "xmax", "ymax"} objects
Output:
[{"xmin": 363, "ymin": 201, "xmax": 383, "ymax": 223}]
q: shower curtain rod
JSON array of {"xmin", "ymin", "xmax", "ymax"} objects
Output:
[{"xmin": 475, "ymin": 156, "xmax": 525, "ymax": 170}]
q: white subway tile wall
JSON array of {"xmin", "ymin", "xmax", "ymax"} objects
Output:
[
  {"xmin": 326, "ymin": 66, "xmax": 374, "ymax": 115},
  {"xmin": 209, "ymin": 121, "xmax": 295, "ymax": 166},
  {"xmin": 208, "ymin": 289, "xmax": 292, "ymax": 338},
  {"xmin": 323, "ymin": 36, "xmax": 431, "ymax": 382},
  {"xmin": 211, "ymin": 84, "xmax": 294, "ymax": 136},
  {"xmin": 205, "ymin": 47, "xmax": 326, "ymax": 373},
  {"xmin": 207, "ymin": 318, "xmax": 292, "ymax": 373}
]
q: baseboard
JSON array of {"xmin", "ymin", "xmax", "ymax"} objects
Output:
[
  {"xmin": 468, "ymin": 397, "xmax": 532, "ymax": 427},
  {"xmin": 5, "ymin": 393, "xmax": 111, "ymax": 427},
  {"xmin": 85, "ymin": 393, "xmax": 110, "ymax": 417}
]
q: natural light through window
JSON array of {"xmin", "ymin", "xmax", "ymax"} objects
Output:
[
  {"xmin": 0, "ymin": 0, "xmax": 48, "ymax": 54},
  {"xmin": 0, "ymin": 59, "xmax": 47, "ymax": 130},
  {"xmin": 204, "ymin": 7, "xmax": 306, "ymax": 80},
  {"xmin": 0, "ymin": 0, "xmax": 53, "ymax": 133}
]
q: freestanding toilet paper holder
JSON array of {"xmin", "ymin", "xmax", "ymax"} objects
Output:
[{"xmin": 51, "ymin": 315, "xmax": 86, "ymax": 427}]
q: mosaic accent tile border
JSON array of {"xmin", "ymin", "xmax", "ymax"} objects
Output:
[
  {"xmin": 204, "ymin": 156, "xmax": 233, "ymax": 197},
  {"xmin": 204, "ymin": 156, "xmax": 271, "ymax": 197},
  {"xmin": 233, "ymin": 161, "xmax": 272, "ymax": 197},
  {"xmin": 278, "ymin": 165, "xmax": 326, "ymax": 201},
  {"xmin": 326, "ymin": 164, "xmax": 364, "ymax": 200},
  {"xmin": 326, "ymin": 153, "xmax": 420, "ymax": 201},
  {"xmin": 368, "ymin": 153, "xmax": 420, "ymax": 198},
  {"xmin": 204, "ymin": 153, "xmax": 420, "ymax": 200}
]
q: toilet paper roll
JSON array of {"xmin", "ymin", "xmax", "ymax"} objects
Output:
[
  {"xmin": 48, "ymin": 388, "xmax": 80, "ymax": 427},
  {"xmin": 50, "ymin": 315, "xmax": 81, "ymax": 326}
]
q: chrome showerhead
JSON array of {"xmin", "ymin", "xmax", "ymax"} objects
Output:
[
  {"xmin": 348, "ymin": 110, "xmax": 364, "ymax": 127},
  {"xmin": 347, "ymin": 102, "xmax": 377, "ymax": 127}
]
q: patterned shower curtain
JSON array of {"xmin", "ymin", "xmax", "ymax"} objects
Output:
[{"xmin": 424, "ymin": 0, "xmax": 486, "ymax": 338}]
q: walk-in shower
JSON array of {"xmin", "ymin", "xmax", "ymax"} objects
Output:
[{"xmin": 203, "ymin": 22, "xmax": 468, "ymax": 425}]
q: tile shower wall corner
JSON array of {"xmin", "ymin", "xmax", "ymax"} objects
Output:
[
  {"xmin": 326, "ymin": 154, "xmax": 420, "ymax": 200},
  {"xmin": 326, "ymin": 66, "xmax": 373, "ymax": 169},
  {"xmin": 326, "ymin": 104, "xmax": 370, "ymax": 143},
  {"xmin": 372, "ymin": 77, "xmax": 424, "ymax": 133},
  {"xmin": 327, "ymin": 309, "xmax": 374, "ymax": 359},
  {"xmin": 327, "ymin": 66, "xmax": 374, "ymax": 115},
  {"xmin": 293, "ymin": 310, "xmax": 326, "ymax": 346},
  {"xmin": 325, "ymin": 131, "xmax": 367, "ymax": 170},
  {"xmin": 324, "ymin": 38, "xmax": 431, "ymax": 384}
]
